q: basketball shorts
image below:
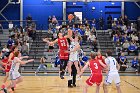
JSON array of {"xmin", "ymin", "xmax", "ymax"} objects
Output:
[
  {"xmin": 86, "ymin": 74, "xmax": 102, "ymax": 86},
  {"xmin": 59, "ymin": 51, "xmax": 69, "ymax": 60},
  {"xmin": 5, "ymin": 65, "xmax": 11, "ymax": 72},
  {"xmin": 104, "ymin": 72, "xmax": 120, "ymax": 86},
  {"xmin": 9, "ymin": 71, "xmax": 21, "ymax": 80},
  {"xmin": 69, "ymin": 53, "xmax": 79, "ymax": 62}
]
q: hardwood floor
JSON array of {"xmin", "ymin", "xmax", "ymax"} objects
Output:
[{"xmin": 0, "ymin": 76, "xmax": 140, "ymax": 93}]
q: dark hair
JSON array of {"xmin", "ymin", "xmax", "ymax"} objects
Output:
[
  {"xmin": 11, "ymin": 45, "xmax": 18, "ymax": 52},
  {"xmin": 106, "ymin": 50, "xmax": 112, "ymax": 56},
  {"xmin": 14, "ymin": 51, "xmax": 20, "ymax": 57},
  {"xmin": 90, "ymin": 52, "xmax": 96, "ymax": 59}
]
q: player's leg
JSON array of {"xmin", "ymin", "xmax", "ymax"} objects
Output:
[
  {"xmin": 67, "ymin": 61, "xmax": 72, "ymax": 80},
  {"xmin": 60, "ymin": 59, "xmax": 65, "ymax": 79},
  {"xmin": 83, "ymin": 83, "xmax": 89, "ymax": 93},
  {"xmin": 15, "ymin": 76, "xmax": 23, "ymax": 85},
  {"xmin": 43, "ymin": 65, "xmax": 47, "ymax": 74},
  {"xmin": 103, "ymin": 74, "xmax": 113, "ymax": 93},
  {"xmin": 1, "ymin": 72, "xmax": 9, "ymax": 89},
  {"xmin": 96, "ymin": 85, "xmax": 100, "ymax": 93},
  {"xmin": 74, "ymin": 61, "xmax": 80, "ymax": 74},
  {"xmin": 114, "ymin": 73, "xmax": 122, "ymax": 93}
]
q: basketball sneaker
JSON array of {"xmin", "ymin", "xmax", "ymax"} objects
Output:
[{"xmin": 76, "ymin": 75, "xmax": 81, "ymax": 80}]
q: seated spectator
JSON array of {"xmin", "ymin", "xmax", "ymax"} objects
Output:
[
  {"xmin": 131, "ymin": 56, "xmax": 139, "ymax": 72},
  {"xmin": 131, "ymin": 33, "xmax": 138, "ymax": 42},
  {"xmin": 128, "ymin": 42, "xmax": 138, "ymax": 55},
  {"xmin": 54, "ymin": 54, "xmax": 60, "ymax": 67},
  {"xmin": 26, "ymin": 14, "xmax": 32, "ymax": 26},
  {"xmin": 138, "ymin": 53, "xmax": 140, "ymax": 72},
  {"xmin": 120, "ymin": 34, "xmax": 130, "ymax": 43},
  {"xmin": 21, "ymin": 41, "xmax": 29, "ymax": 56},
  {"xmin": 0, "ymin": 23, "xmax": 3, "ymax": 33},
  {"xmin": 122, "ymin": 40, "xmax": 130, "ymax": 52},
  {"xmin": 88, "ymin": 33, "xmax": 96, "ymax": 43},
  {"xmin": 1, "ymin": 45, "xmax": 9, "ymax": 57},
  {"xmin": 7, "ymin": 37, "xmax": 14, "ymax": 48},
  {"xmin": 8, "ymin": 21, "xmax": 13, "ymax": 34},
  {"xmin": 18, "ymin": 43, "xmax": 22, "ymax": 52},
  {"xmin": 113, "ymin": 34, "xmax": 119, "ymax": 43},
  {"xmin": 119, "ymin": 52, "xmax": 128, "ymax": 71},
  {"xmin": 52, "ymin": 15, "xmax": 58, "ymax": 28},
  {"xmin": 92, "ymin": 39, "xmax": 98, "ymax": 52}
]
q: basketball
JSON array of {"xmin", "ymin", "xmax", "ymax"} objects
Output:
[{"xmin": 68, "ymin": 14, "xmax": 74, "ymax": 21}]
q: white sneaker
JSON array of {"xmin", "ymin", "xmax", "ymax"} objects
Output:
[
  {"xmin": 76, "ymin": 75, "xmax": 81, "ymax": 80},
  {"xmin": 68, "ymin": 76, "xmax": 72, "ymax": 80}
]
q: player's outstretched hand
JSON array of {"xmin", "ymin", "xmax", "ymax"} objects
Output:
[{"xmin": 28, "ymin": 59, "xmax": 34, "ymax": 63}]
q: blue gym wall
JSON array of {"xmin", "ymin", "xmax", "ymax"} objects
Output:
[
  {"xmin": 0, "ymin": 0, "xmax": 20, "ymax": 28},
  {"xmin": 0, "ymin": 0, "xmax": 139, "ymax": 29},
  {"xmin": 124, "ymin": 2, "xmax": 140, "ymax": 20},
  {"xmin": 23, "ymin": 0, "xmax": 63, "ymax": 29},
  {"xmin": 66, "ymin": 2, "xmax": 121, "ymax": 29}
]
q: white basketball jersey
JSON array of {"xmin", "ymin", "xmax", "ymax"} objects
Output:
[
  {"xmin": 69, "ymin": 41, "xmax": 79, "ymax": 55},
  {"xmin": 10, "ymin": 57, "xmax": 20, "ymax": 72},
  {"xmin": 105, "ymin": 56, "xmax": 118, "ymax": 73}
]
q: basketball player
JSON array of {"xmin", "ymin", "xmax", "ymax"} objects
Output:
[
  {"xmin": 68, "ymin": 36, "xmax": 81, "ymax": 80},
  {"xmin": 7, "ymin": 51, "xmax": 34, "ymax": 92},
  {"xmin": 95, "ymin": 50, "xmax": 106, "ymax": 64},
  {"xmin": 103, "ymin": 50, "xmax": 122, "ymax": 93},
  {"xmin": 79, "ymin": 52, "xmax": 106, "ymax": 93},
  {"xmin": 43, "ymin": 29, "xmax": 72, "ymax": 79},
  {"xmin": 1, "ymin": 46, "xmax": 19, "ymax": 89}
]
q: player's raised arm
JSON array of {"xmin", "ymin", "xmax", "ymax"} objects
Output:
[
  {"xmin": 15, "ymin": 57, "xmax": 34, "ymax": 65},
  {"xmin": 79, "ymin": 62, "xmax": 89, "ymax": 76},
  {"xmin": 43, "ymin": 38, "xmax": 58, "ymax": 45},
  {"xmin": 99, "ymin": 60, "xmax": 107, "ymax": 68},
  {"xmin": 64, "ymin": 29, "xmax": 73, "ymax": 39}
]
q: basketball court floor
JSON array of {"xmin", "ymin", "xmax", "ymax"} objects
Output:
[{"xmin": 0, "ymin": 75, "xmax": 140, "ymax": 93}]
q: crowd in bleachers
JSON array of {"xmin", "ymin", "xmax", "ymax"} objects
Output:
[
  {"xmin": 0, "ymin": 14, "xmax": 36, "ymax": 58},
  {"xmin": 110, "ymin": 15, "xmax": 140, "ymax": 72},
  {"xmin": 47, "ymin": 14, "xmax": 98, "ymax": 52}
]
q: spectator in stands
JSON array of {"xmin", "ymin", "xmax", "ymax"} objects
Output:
[
  {"xmin": 7, "ymin": 37, "xmax": 14, "ymax": 48},
  {"xmin": 17, "ymin": 42, "xmax": 22, "ymax": 52},
  {"xmin": 113, "ymin": 34, "xmax": 119, "ymax": 43},
  {"xmin": 0, "ymin": 23, "xmax": 3, "ymax": 34},
  {"xmin": 52, "ymin": 15, "xmax": 58, "ymax": 28},
  {"xmin": 88, "ymin": 33, "xmax": 96, "ymax": 44},
  {"xmin": 91, "ymin": 19, "xmax": 96, "ymax": 29},
  {"xmin": 138, "ymin": 53, "xmax": 140, "ymax": 72},
  {"xmin": 92, "ymin": 39, "xmax": 98, "ymax": 52},
  {"xmin": 131, "ymin": 56, "xmax": 139, "ymax": 72},
  {"xmin": 26, "ymin": 14, "xmax": 32, "ymax": 26},
  {"xmin": 119, "ymin": 52, "xmax": 128, "ymax": 71},
  {"xmin": 23, "ymin": 32, "xmax": 30, "ymax": 42},
  {"xmin": 107, "ymin": 15, "xmax": 112, "ymax": 29},
  {"xmin": 122, "ymin": 40, "xmax": 130, "ymax": 52},
  {"xmin": 123, "ymin": 15, "xmax": 129, "ymax": 26},
  {"xmin": 48, "ymin": 16, "xmax": 52, "ymax": 24},
  {"xmin": 128, "ymin": 42, "xmax": 138, "ymax": 55},
  {"xmin": 137, "ymin": 16, "xmax": 140, "ymax": 31},
  {"xmin": 99, "ymin": 17, "xmax": 104, "ymax": 30},
  {"xmin": 35, "ymin": 56, "xmax": 47, "ymax": 75},
  {"xmin": 8, "ymin": 21, "xmax": 13, "ymax": 34},
  {"xmin": 1, "ymin": 45, "xmax": 9, "ymax": 57},
  {"xmin": 131, "ymin": 33, "xmax": 138, "ymax": 42},
  {"xmin": 120, "ymin": 34, "xmax": 129, "ymax": 43},
  {"xmin": 21, "ymin": 41, "xmax": 29, "ymax": 56}
]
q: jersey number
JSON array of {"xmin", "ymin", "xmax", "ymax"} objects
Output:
[
  {"xmin": 60, "ymin": 40, "xmax": 66, "ymax": 46},
  {"xmin": 113, "ymin": 60, "xmax": 115, "ymax": 65},
  {"xmin": 94, "ymin": 63, "xmax": 98, "ymax": 69}
]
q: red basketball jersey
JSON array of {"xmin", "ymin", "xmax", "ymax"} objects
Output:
[
  {"xmin": 89, "ymin": 59, "xmax": 102, "ymax": 74},
  {"xmin": 58, "ymin": 37, "xmax": 68, "ymax": 51},
  {"xmin": 96, "ymin": 56, "xmax": 106, "ymax": 65}
]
